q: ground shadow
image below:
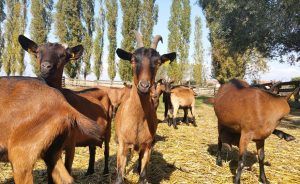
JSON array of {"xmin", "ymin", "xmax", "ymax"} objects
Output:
[
  {"xmin": 127, "ymin": 150, "xmax": 176, "ymax": 184},
  {"xmin": 279, "ymin": 109, "xmax": 300, "ymax": 129},
  {"xmin": 153, "ymin": 134, "xmax": 167, "ymax": 145},
  {"xmin": 207, "ymin": 144, "xmax": 259, "ymax": 182}
]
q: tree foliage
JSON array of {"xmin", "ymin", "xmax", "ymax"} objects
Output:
[
  {"xmin": 106, "ymin": 0, "xmax": 118, "ymax": 81},
  {"xmin": 199, "ymin": 0, "xmax": 299, "ymax": 81},
  {"xmin": 81, "ymin": 0, "xmax": 95, "ymax": 80},
  {"xmin": 2, "ymin": 0, "xmax": 27, "ymax": 76},
  {"xmin": 199, "ymin": 0, "xmax": 272, "ymax": 81},
  {"xmin": 119, "ymin": 0, "xmax": 141, "ymax": 81},
  {"xmin": 94, "ymin": 0, "xmax": 105, "ymax": 80},
  {"xmin": 192, "ymin": 16, "xmax": 204, "ymax": 85},
  {"xmin": 0, "ymin": 0, "xmax": 6, "ymax": 70},
  {"xmin": 55, "ymin": 0, "xmax": 83, "ymax": 78},
  {"xmin": 30, "ymin": 0, "xmax": 53, "ymax": 75},
  {"xmin": 140, "ymin": 0, "xmax": 158, "ymax": 47},
  {"xmin": 168, "ymin": 0, "xmax": 191, "ymax": 83}
]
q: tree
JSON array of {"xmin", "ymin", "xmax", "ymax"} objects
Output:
[
  {"xmin": 2, "ymin": 0, "xmax": 27, "ymax": 76},
  {"xmin": 192, "ymin": 16, "xmax": 204, "ymax": 85},
  {"xmin": 199, "ymin": 0, "xmax": 300, "ymax": 64},
  {"xmin": 94, "ymin": 0, "xmax": 105, "ymax": 80},
  {"xmin": 168, "ymin": 0, "xmax": 191, "ymax": 83},
  {"xmin": 0, "ymin": 0, "xmax": 6, "ymax": 70},
  {"xmin": 82, "ymin": 0, "xmax": 95, "ymax": 80},
  {"xmin": 199, "ymin": 0, "xmax": 270, "ymax": 82},
  {"xmin": 140, "ymin": 0, "xmax": 158, "ymax": 47},
  {"xmin": 30, "ymin": 0, "xmax": 53, "ymax": 75},
  {"xmin": 55, "ymin": 0, "xmax": 83, "ymax": 78},
  {"xmin": 119, "ymin": 0, "xmax": 141, "ymax": 81},
  {"xmin": 106, "ymin": 0, "xmax": 118, "ymax": 81}
]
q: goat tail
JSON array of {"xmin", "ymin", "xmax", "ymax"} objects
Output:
[
  {"xmin": 272, "ymin": 129, "xmax": 295, "ymax": 141},
  {"xmin": 286, "ymin": 87, "xmax": 300, "ymax": 100},
  {"xmin": 70, "ymin": 110, "xmax": 103, "ymax": 142}
]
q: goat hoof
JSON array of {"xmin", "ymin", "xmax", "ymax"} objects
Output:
[
  {"xmin": 102, "ymin": 169, "xmax": 109, "ymax": 175},
  {"xmin": 216, "ymin": 159, "xmax": 222, "ymax": 167},
  {"xmin": 259, "ymin": 177, "xmax": 270, "ymax": 184},
  {"xmin": 139, "ymin": 178, "xmax": 148, "ymax": 184},
  {"xmin": 85, "ymin": 170, "xmax": 94, "ymax": 176},
  {"xmin": 173, "ymin": 125, "xmax": 178, "ymax": 129},
  {"xmin": 192, "ymin": 123, "xmax": 197, "ymax": 127}
]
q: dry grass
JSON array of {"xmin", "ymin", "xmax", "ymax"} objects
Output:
[{"xmin": 1, "ymin": 96, "xmax": 300, "ymax": 184}]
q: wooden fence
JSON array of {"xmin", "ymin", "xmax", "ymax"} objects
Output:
[{"xmin": 254, "ymin": 81, "xmax": 300, "ymax": 101}]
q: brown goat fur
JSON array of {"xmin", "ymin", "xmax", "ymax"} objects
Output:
[
  {"xmin": 114, "ymin": 31, "xmax": 176, "ymax": 184},
  {"xmin": 214, "ymin": 79, "xmax": 296, "ymax": 184},
  {"xmin": 18, "ymin": 35, "xmax": 112, "ymax": 175},
  {"xmin": 0, "ymin": 77, "xmax": 102, "ymax": 184}
]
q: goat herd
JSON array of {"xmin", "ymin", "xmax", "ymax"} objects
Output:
[{"xmin": 0, "ymin": 31, "xmax": 297, "ymax": 184}]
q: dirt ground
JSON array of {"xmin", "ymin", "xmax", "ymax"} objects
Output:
[{"xmin": 1, "ymin": 96, "xmax": 300, "ymax": 184}]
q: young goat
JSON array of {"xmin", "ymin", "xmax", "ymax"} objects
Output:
[
  {"xmin": 114, "ymin": 31, "xmax": 176, "ymax": 183},
  {"xmin": 155, "ymin": 80, "xmax": 197, "ymax": 128},
  {"xmin": 18, "ymin": 35, "xmax": 112, "ymax": 175},
  {"xmin": 214, "ymin": 79, "xmax": 297, "ymax": 184},
  {"xmin": 0, "ymin": 77, "xmax": 102, "ymax": 184}
]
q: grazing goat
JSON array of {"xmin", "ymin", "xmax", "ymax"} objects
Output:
[
  {"xmin": 214, "ymin": 79, "xmax": 297, "ymax": 184},
  {"xmin": 18, "ymin": 35, "xmax": 112, "ymax": 175},
  {"xmin": 114, "ymin": 31, "xmax": 176, "ymax": 184},
  {"xmin": 0, "ymin": 77, "xmax": 102, "ymax": 184}
]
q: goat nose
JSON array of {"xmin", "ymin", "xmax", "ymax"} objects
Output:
[
  {"xmin": 139, "ymin": 80, "xmax": 150, "ymax": 88},
  {"xmin": 41, "ymin": 62, "xmax": 53, "ymax": 70}
]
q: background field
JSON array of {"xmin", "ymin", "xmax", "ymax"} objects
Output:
[{"xmin": 1, "ymin": 96, "xmax": 300, "ymax": 184}]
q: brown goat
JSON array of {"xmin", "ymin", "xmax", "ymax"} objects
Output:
[
  {"xmin": 214, "ymin": 79, "xmax": 297, "ymax": 184},
  {"xmin": 96, "ymin": 84, "xmax": 131, "ymax": 117},
  {"xmin": 18, "ymin": 35, "xmax": 112, "ymax": 175},
  {"xmin": 0, "ymin": 77, "xmax": 103, "ymax": 184},
  {"xmin": 114, "ymin": 31, "xmax": 176, "ymax": 184}
]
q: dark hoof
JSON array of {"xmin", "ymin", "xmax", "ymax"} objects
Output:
[
  {"xmin": 173, "ymin": 125, "xmax": 178, "ymax": 129},
  {"xmin": 102, "ymin": 169, "xmax": 109, "ymax": 175},
  {"xmin": 285, "ymin": 135, "xmax": 296, "ymax": 141},
  {"xmin": 259, "ymin": 177, "xmax": 270, "ymax": 184},
  {"xmin": 216, "ymin": 159, "xmax": 222, "ymax": 167},
  {"xmin": 192, "ymin": 123, "xmax": 197, "ymax": 127},
  {"xmin": 85, "ymin": 170, "xmax": 94, "ymax": 176},
  {"xmin": 139, "ymin": 178, "xmax": 148, "ymax": 184}
]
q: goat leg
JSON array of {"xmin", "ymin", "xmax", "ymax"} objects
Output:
[
  {"xmin": 272, "ymin": 129, "xmax": 295, "ymax": 141},
  {"xmin": 256, "ymin": 140, "xmax": 269, "ymax": 184},
  {"xmin": 86, "ymin": 145, "xmax": 96, "ymax": 175}
]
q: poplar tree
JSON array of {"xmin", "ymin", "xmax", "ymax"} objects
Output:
[
  {"xmin": 106, "ymin": 0, "xmax": 118, "ymax": 81},
  {"xmin": 119, "ymin": 0, "xmax": 141, "ymax": 81},
  {"xmin": 0, "ymin": 0, "xmax": 5, "ymax": 70},
  {"xmin": 55, "ymin": 0, "xmax": 83, "ymax": 78},
  {"xmin": 30, "ymin": 0, "xmax": 53, "ymax": 75},
  {"xmin": 140, "ymin": 0, "xmax": 158, "ymax": 47},
  {"xmin": 192, "ymin": 16, "xmax": 204, "ymax": 85},
  {"xmin": 94, "ymin": 0, "xmax": 105, "ymax": 80},
  {"xmin": 82, "ymin": 0, "xmax": 95, "ymax": 80},
  {"xmin": 2, "ymin": 0, "xmax": 27, "ymax": 76}
]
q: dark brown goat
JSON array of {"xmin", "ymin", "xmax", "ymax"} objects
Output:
[
  {"xmin": 18, "ymin": 35, "xmax": 112, "ymax": 175},
  {"xmin": 114, "ymin": 31, "xmax": 176, "ymax": 184},
  {"xmin": 214, "ymin": 79, "xmax": 297, "ymax": 184},
  {"xmin": 0, "ymin": 77, "xmax": 102, "ymax": 184}
]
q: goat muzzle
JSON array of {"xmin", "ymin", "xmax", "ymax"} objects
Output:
[{"xmin": 137, "ymin": 80, "xmax": 150, "ymax": 94}]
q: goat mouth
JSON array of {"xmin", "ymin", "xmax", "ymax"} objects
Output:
[
  {"xmin": 40, "ymin": 69, "xmax": 55, "ymax": 79},
  {"xmin": 137, "ymin": 86, "xmax": 150, "ymax": 94}
]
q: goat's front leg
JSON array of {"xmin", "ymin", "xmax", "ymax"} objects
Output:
[
  {"xmin": 138, "ymin": 146, "xmax": 151, "ymax": 184},
  {"xmin": 116, "ymin": 142, "xmax": 129, "ymax": 184}
]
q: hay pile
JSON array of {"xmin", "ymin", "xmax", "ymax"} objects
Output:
[{"xmin": 1, "ymin": 96, "xmax": 300, "ymax": 183}]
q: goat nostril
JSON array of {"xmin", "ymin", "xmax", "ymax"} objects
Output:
[{"xmin": 138, "ymin": 81, "xmax": 150, "ymax": 88}]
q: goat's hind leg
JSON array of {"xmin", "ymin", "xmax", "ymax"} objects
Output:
[
  {"xmin": 190, "ymin": 105, "xmax": 197, "ymax": 127},
  {"xmin": 183, "ymin": 108, "xmax": 189, "ymax": 125},
  {"xmin": 10, "ymin": 154, "xmax": 34, "ymax": 184},
  {"xmin": 216, "ymin": 124, "xmax": 223, "ymax": 166},
  {"xmin": 235, "ymin": 133, "xmax": 251, "ymax": 184},
  {"xmin": 256, "ymin": 140, "xmax": 269, "ymax": 184},
  {"xmin": 86, "ymin": 145, "xmax": 96, "ymax": 175}
]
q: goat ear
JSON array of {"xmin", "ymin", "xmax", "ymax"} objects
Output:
[
  {"xmin": 160, "ymin": 52, "xmax": 176, "ymax": 64},
  {"xmin": 18, "ymin": 35, "xmax": 38, "ymax": 56},
  {"xmin": 68, "ymin": 45, "xmax": 84, "ymax": 61},
  {"xmin": 116, "ymin": 48, "xmax": 132, "ymax": 61}
]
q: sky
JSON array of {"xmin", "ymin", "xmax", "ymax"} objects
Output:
[{"xmin": 2, "ymin": 0, "xmax": 299, "ymax": 82}]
